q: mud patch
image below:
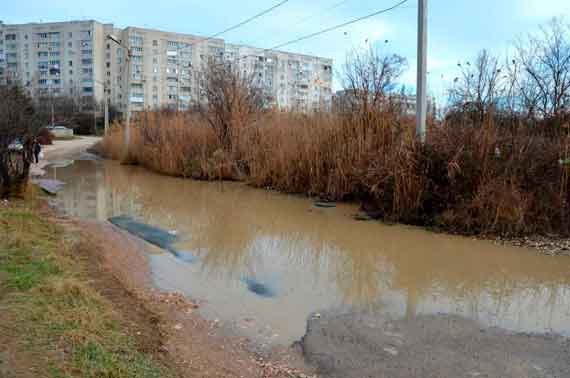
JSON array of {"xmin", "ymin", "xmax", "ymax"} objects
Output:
[{"xmin": 301, "ymin": 310, "xmax": 570, "ymax": 378}]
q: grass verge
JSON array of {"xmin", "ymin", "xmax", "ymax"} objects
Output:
[{"xmin": 0, "ymin": 198, "xmax": 177, "ymax": 378}]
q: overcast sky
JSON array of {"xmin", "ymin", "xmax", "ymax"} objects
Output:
[{"xmin": 3, "ymin": 0, "xmax": 570, "ymax": 97}]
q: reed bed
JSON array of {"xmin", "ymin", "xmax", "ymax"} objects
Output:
[{"xmin": 99, "ymin": 110, "xmax": 570, "ymax": 236}]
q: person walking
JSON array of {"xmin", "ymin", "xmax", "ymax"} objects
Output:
[{"xmin": 33, "ymin": 139, "xmax": 42, "ymax": 164}]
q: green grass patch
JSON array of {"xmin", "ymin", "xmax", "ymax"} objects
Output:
[{"xmin": 0, "ymin": 201, "xmax": 176, "ymax": 378}]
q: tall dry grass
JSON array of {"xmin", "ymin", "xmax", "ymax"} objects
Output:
[{"xmin": 98, "ymin": 109, "xmax": 570, "ymax": 236}]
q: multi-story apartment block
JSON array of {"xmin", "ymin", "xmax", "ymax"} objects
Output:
[
  {"xmin": 0, "ymin": 20, "xmax": 333, "ymax": 113},
  {"xmin": 224, "ymin": 44, "xmax": 333, "ymax": 112},
  {"xmin": 0, "ymin": 20, "xmax": 110, "ymax": 107}
]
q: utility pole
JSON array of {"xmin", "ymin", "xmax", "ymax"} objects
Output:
[
  {"xmin": 416, "ymin": 0, "xmax": 428, "ymax": 143},
  {"xmin": 107, "ymin": 34, "xmax": 131, "ymax": 160},
  {"xmin": 94, "ymin": 80, "xmax": 109, "ymax": 135},
  {"xmin": 104, "ymin": 91, "xmax": 109, "ymax": 135}
]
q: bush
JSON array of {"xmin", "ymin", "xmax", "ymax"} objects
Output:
[{"xmin": 37, "ymin": 127, "xmax": 54, "ymax": 145}]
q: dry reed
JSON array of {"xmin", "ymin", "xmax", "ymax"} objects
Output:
[{"xmin": 98, "ymin": 109, "xmax": 570, "ymax": 236}]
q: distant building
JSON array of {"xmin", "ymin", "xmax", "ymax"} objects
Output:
[
  {"xmin": 0, "ymin": 20, "xmax": 333, "ymax": 114},
  {"xmin": 333, "ymin": 89, "xmax": 428, "ymax": 116}
]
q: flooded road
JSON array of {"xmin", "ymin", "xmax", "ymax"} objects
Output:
[{"xmin": 49, "ymin": 158, "xmax": 570, "ymax": 347}]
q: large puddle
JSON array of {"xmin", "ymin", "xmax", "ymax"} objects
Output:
[{"xmin": 49, "ymin": 159, "xmax": 570, "ymax": 346}]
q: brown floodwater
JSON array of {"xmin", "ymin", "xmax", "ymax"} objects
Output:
[{"xmin": 48, "ymin": 158, "xmax": 570, "ymax": 346}]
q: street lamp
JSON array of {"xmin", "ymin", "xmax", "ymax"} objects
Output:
[{"xmin": 107, "ymin": 34, "xmax": 132, "ymax": 160}]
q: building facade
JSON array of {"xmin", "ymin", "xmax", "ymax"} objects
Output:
[{"xmin": 0, "ymin": 20, "xmax": 333, "ymax": 113}]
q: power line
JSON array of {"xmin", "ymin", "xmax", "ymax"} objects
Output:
[
  {"xmin": 268, "ymin": 0, "xmax": 409, "ymax": 51},
  {"xmin": 291, "ymin": 0, "xmax": 352, "ymax": 28},
  {"xmin": 201, "ymin": 0, "xmax": 291, "ymax": 44},
  {"xmin": 208, "ymin": 0, "xmax": 409, "ymax": 70}
]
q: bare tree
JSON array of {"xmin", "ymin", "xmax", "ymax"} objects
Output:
[
  {"xmin": 340, "ymin": 45, "xmax": 407, "ymax": 114},
  {"xmin": 0, "ymin": 85, "xmax": 42, "ymax": 197},
  {"xmin": 448, "ymin": 50, "xmax": 503, "ymax": 122},
  {"xmin": 199, "ymin": 62, "xmax": 268, "ymax": 150},
  {"xmin": 515, "ymin": 18, "xmax": 570, "ymax": 124}
]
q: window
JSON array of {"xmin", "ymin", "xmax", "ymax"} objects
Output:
[
  {"xmin": 5, "ymin": 34, "xmax": 16, "ymax": 40},
  {"xmin": 152, "ymin": 40, "xmax": 158, "ymax": 46},
  {"xmin": 153, "ymin": 67, "xmax": 158, "ymax": 73},
  {"xmin": 153, "ymin": 57, "xmax": 158, "ymax": 64},
  {"xmin": 132, "ymin": 46, "xmax": 143, "ymax": 53},
  {"xmin": 106, "ymin": 43, "xmax": 110, "ymax": 50},
  {"xmin": 50, "ymin": 51, "xmax": 60, "ymax": 57},
  {"xmin": 83, "ymin": 87, "xmax": 93, "ymax": 93},
  {"xmin": 129, "ymin": 36, "xmax": 143, "ymax": 46},
  {"xmin": 35, "ymin": 33, "xmax": 48, "ymax": 39},
  {"xmin": 106, "ymin": 71, "xmax": 111, "ymax": 77},
  {"xmin": 81, "ymin": 58, "xmax": 92, "ymax": 65},
  {"xmin": 68, "ymin": 41, "xmax": 72, "ymax": 48},
  {"xmin": 37, "ymin": 51, "xmax": 49, "ymax": 58},
  {"xmin": 68, "ymin": 32, "xmax": 73, "ymax": 38},
  {"xmin": 38, "ymin": 79, "xmax": 48, "ymax": 85},
  {"xmin": 69, "ymin": 70, "xmax": 73, "ymax": 75},
  {"xmin": 82, "ymin": 68, "xmax": 93, "ymax": 75},
  {"xmin": 81, "ymin": 50, "xmax": 92, "ymax": 55}
]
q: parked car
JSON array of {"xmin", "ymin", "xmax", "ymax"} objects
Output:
[{"xmin": 46, "ymin": 125, "xmax": 74, "ymax": 139}]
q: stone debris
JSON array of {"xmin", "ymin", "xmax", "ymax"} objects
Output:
[
  {"xmin": 257, "ymin": 359, "xmax": 317, "ymax": 378},
  {"xmin": 383, "ymin": 346, "xmax": 399, "ymax": 356},
  {"xmin": 495, "ymin": 235, "xmax": 570, "ymax": 256}
]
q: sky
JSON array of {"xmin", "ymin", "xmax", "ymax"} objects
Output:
[{"xmin": 3, "ymin": 0, "xmax": 570, "ymax": 99}]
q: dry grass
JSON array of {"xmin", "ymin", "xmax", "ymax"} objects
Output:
[{"xmin": 98, "ymin": 109, "xmax": 570, "ymax": 236}]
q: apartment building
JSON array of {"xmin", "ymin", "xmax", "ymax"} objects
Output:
[
  {"xmin": 0, "ymin": 20, "xmax": 333, "ymax": 113},
  {"xmin": 224, "ymin": 44, "xmax": 333, "ymax": 111},
  {"xmin": 0, "ymin": 20, "xmax": 110, "ymax": 107}
]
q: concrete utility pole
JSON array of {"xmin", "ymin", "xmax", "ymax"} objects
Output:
[
  {"xmin": 107, "ymin": 34, "xmax": 131, "ymax": 160},
  {"xmin": 93, "ymin": 80, "xmax": 109, "ymax": 135},
  {"xmin": 416, "ymin": 0, "xmax": 428, "ymax": 143}
]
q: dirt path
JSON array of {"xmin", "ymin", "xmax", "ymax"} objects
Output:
[{"xmin": 30, "ymin": 136, "xmax": 101, "ymax": 177}]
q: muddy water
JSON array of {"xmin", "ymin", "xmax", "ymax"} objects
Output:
[{"xmin": 49, "ymin": 159, "xmax": 570, "ymax": 346}]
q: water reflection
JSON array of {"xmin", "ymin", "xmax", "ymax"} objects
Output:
[{"xmin": 50, "ymin": 159, "xmax": 570, "ymax": 344}]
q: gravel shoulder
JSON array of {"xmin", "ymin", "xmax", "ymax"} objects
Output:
[{"xmin": 301, "ymin": 310, "xmax": 570, "ymax": 378}]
